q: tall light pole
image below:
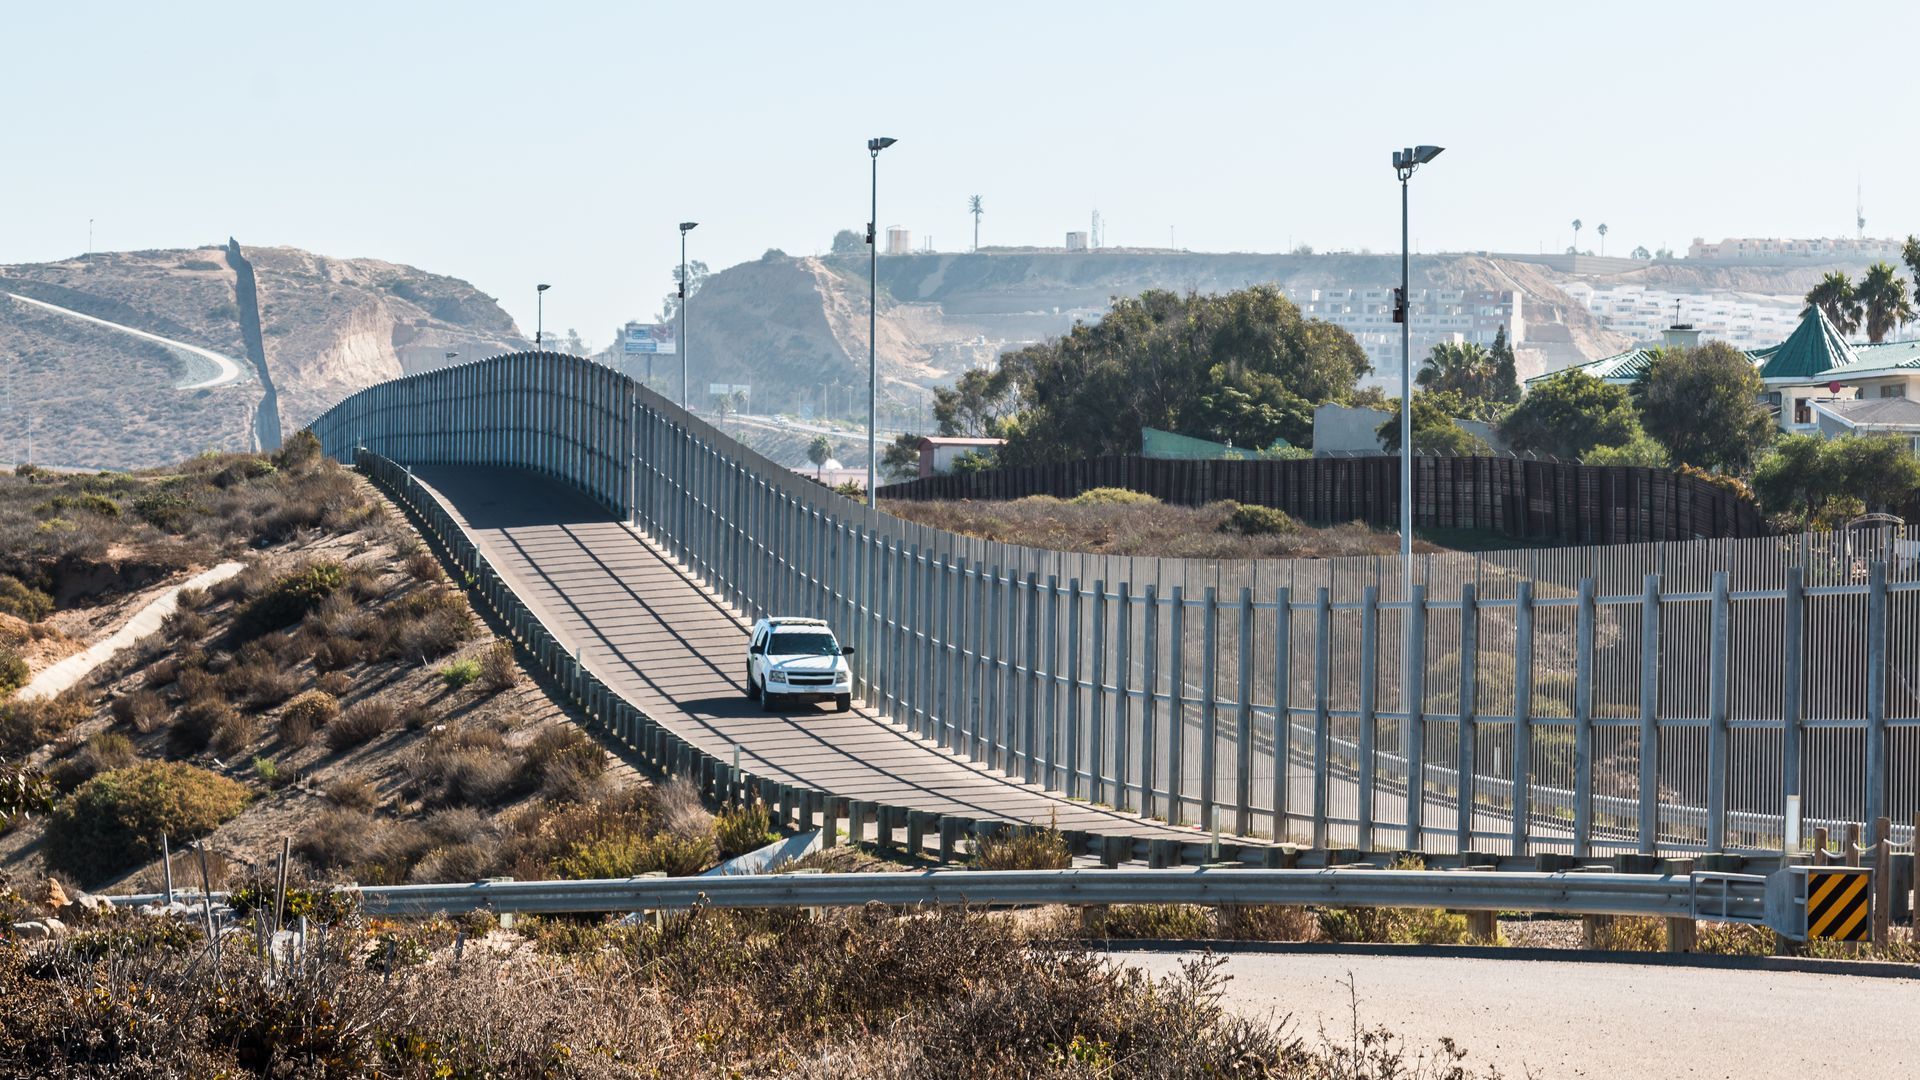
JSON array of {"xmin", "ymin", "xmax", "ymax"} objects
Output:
[
  {"xmin": 535, "ymin": 283, "xmax": 551, "ymax": 354},
  {"xmin": 865, "ymin": 136, "xmax": 896, "ymax": 506},
  {"xmin": 1392, "ymin": 144, "xmax": 1443, "ymax": 598},
  {"xmin": 679, "ymin": 221, "xmax": 698, "ymax": 410}
]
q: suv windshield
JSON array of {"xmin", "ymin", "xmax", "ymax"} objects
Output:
[{"xmin": 768, "ymin": 632, "xmax": 840, "ymax": 657}]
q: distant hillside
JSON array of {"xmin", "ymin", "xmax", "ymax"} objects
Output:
[{"xmin": 1, "ymin": 246, "xmax": 524, "ymax": 470}]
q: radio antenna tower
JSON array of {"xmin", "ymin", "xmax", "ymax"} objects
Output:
[
  {"xmin": 1091, "ymin": 209, "xmax": 1102, "ymax": 250},
  {"xmin": 1857, "ymin": 178, "xmax": 1866, "ymax": 240}
]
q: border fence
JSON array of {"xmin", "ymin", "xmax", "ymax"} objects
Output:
[
  {"xmin": 877, "ymin": 453, "xmax": 1767, "ymax": 545},
  {"xmin": 309, "ymin": 352, "xmax": 1920, "ymax": 858}
]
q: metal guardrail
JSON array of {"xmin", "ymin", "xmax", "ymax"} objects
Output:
[{"xmin": 107, "ymin": 867, "xmax": 1762, "ymax": 922}]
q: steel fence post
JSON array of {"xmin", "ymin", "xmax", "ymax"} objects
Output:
[
  {"xmin": 1706, "ymin": 570, "xmax": 1731, "ymax": 853},
  {"xmin": 1312, "ymin": 587, "xmax": 1332, "ymax": 849},
  {"xmin": 1638, "ymin": 573, "xmax": 1661, "ymax": 855},
  {"xmin": 1114, "ymin": 581, "xmax": 1133, "ymax": 811},
  {"xmin": 1063, "ymin": 576, "xmax": 1080, "ymax": 795},
  {"xmin": 1199, "ymin": 586, "xmax": 1219, "ymax": 831},
  {"xmin": 1089, "ymin": 579, "xmax": 1107, "ymax": 805},
  {"xmin": 1168, "ymin": 585, "xmax": 1187, "ymax": 825},
  {"xmin": 1573, "ymin": 578, "xmax": 1597, "ymax": 858},
  {"xmin": 1274, "ymin": 587, "xmax": 1292, "ymax": 844},
  {"xmin": 1235, "ymin": 586, "xmax": 1254, "ymax": 837},
  {"xmin": 1782, "ymin": 566, "xmax": 1805, "ymax": 854},
  {"xmin": 1404, "ymin": 583, "xmax": 1428, "ymax": 852},
  {"xmin": 1141, "ymin": 584, "xmax": 1159, "ymax": 820},
  {"xmin": 1866, "ymin": 561, "xmax": 1889, "ymax": 834},
  {"xmin": 1357, "ymin": 585, "xmax": 1379, "ymax": 851},
  {"xmin": 1025, "ymin": 572, "xmax": 1045, "ymax": 785},
  {"xmin": 1511, "ymin": 580, "xmax": 1534, "ymax": 857},
  {"xmin": 1456, "ymin": 583, "xmax": 1478, "ymax": 854}
]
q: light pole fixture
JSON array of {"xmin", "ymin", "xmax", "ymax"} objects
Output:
[
  {"xmin": 1391, "ymin": 144, "xmax": 1443, "ymax": 598},
  {"xmin": 445, "ymin": 351, "xmax": 459, "ymax": 367},
  {"xmin": 535, "ymin": 283, "xmax": 551, "ymax": 354},
  {"xmin": 679, "ymin": 221, "xmax": 698, "ymax": 409},
  {"xmin": 865, "ymin": 136, "xmax": 897, "ymax": 506}
]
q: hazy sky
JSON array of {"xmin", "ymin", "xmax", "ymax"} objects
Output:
[{"xmin": 6, "ymin": 1, "xmax": 1916, "ymax": 346}]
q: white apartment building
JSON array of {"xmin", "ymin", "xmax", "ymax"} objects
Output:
[
  {"xmin": 1687, "ymin": 236, "xmax": 1907, "ymax": 262},
  {"xmin": 1283, "ymin": 287, "xmax": 1522, "ymax": 383},
  {"xmin": 1558, "ymin": 282, "xmax": 1802, "ymax": 351}
]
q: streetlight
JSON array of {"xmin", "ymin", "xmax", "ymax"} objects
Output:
[
  {"xmin": 1391, "ymin": 144, "xmax": 1443, "ymax": 597},
  {"xmin": 535, "ymin": 283, "xmax": 551, "ymax": 354},
  {"xmin": 445, "ymin": 350, "xmax": 459, "ymax": 368},
  {"xmin": 679, "ymin": 221, "xmax": 698, "ymax": 410},
  {"xmin": 865, "ymin": 136, "xmax": 897, "ymax": 506}
]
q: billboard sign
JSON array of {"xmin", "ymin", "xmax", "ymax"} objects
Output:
[{"xmin": 622, "ymin": 322, "xmax": 677, "ymax": 355}]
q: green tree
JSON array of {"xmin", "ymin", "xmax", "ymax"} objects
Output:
[
  {"xmin": 1583, "ymin": 429, "xmax": 1669, "ymax": 467},
  {"xmin": 933, "ymin": 365, "xmax": 1020, "ymax": 437},
  {"xmin": 1803, "ymin": 271, "xmax": 1862, "ymax": 337},
  {"xmin": 1375, "ymin": 391, "xmax": 1491, "ymax": 455},
  {"xmin": 1630, "ymin": 245, "xmax": 1652, "ymax": 260},
  {"xmin": 1487, "ymin": 326, "xmax": 1521, "ymax": 404},
  {"xmin": 989, "ymin": 286, "xmax": 1369, "ymax": 465},
  {"xmin": 1753, "ymin": 433, "xmax": 1920, "ymax": 524},
  {"xmin": 1858, "ymin": 261, "xmax": 1914, "ymax": 343},
  {"xmin": 880, "ymin": 432, "xmax": 921, "ymax": 481},
  {"xmin": 831, "ymin": 229, "xmax": 864, "ymax": 254},
  {"xmin": 1415, "ymin": 340, "xmax": 1515, "ymax": 416},
  {"xmin": 1634, "ymin": 342, "xmax": 1773, "ymax": 472},
  {"xmin": 1501, "ymin": 370, "xmax": 1642, "ymax": 460},
  {"xmin": 806, "ymin": 435, "xmax": 833, "ymax": 479},
  {"xmin": 1904, "ymin": 235, "xmax": 1920, "ymax": 308}
]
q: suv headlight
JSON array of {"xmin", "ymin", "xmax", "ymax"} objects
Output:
[{"xmin": 768, "ymin": 670, "xmax": 788, "ymax": 683}]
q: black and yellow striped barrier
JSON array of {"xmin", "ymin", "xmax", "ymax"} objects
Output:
[{"xmin": 1804, "ymin": 867, "xmax": 1873, "ymax": 942}]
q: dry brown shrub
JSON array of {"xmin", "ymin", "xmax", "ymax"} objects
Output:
[
  {"xmin": 408, "ymin": 730, "xmax": 526, "ymax": 808},
  {"xmin": 643, "ymin": 776, "xmax": 714, "ymax": 840},
  {"xmin": 398, "ymin": 698, "xmax": 436, "ymax": 730},
  {"xmin": 971, "ymin": 818, "xmax": 1071, "ymax": 871},
  {"xmin": 295, "ymin": 806, "xmax": 383, "ymax": 871},
  {"xmin": 109, "ymin": 688, "xmax": 169, "ymax": 733},
  {"xmin": 223, "ymin": 658, "xmax": 298, "ymax": 709},
  {"xmin": 160, "ymin": 608, "xmax": 208, "ymax": 641},
  {"xmin": 48, "ymin": 731, "xmax": 139, "ymax": 791},
  {"xmin": 324, "ymin": 776, "xmax": 380, "ymax": 812},
  {"xmin": 478, "ymin": 638, "xmax": 519, "ymax": 692},
  {"xmin": 0, "ymin": 691, "xmax": 90, "ymax": 757},
  {"xmin": 404, "ymin": 550, "xmax": 445, "ymax": 584},
  {"xmin": 324, "ymin": 701, "xmax": 397, "ymax": 751},
  {"xmin": 170, "ymin": 692, "xmax": 235, "ymax": 754},
  {"xmin": 522, "ymin": 725, "xmax": 607, "ymax": 802},
  {"xmin": 175, "ymin": 586, "xmax": 210, "ymax": 610},
  {"xmin": 278, "ymin": 689, "xmax": 338, "ymax": 749},
  {"xmin": 315, "ymin": 671, "xmax": 352, "ymax": 697},
  {"xmin": 211, "ymin": 710, "xmax": 260, "ymax": 759}
]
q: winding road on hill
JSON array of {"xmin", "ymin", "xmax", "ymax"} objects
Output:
[{"xmin": 4, "ymin": 291, "xmax": 247, "ymax": 390}]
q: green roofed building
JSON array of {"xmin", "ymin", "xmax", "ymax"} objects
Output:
[{"xmin": 1525, "ymin": 306, "xmax": 1918, "ymax": 437}]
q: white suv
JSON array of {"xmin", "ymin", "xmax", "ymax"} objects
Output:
[{"xmin": 746, "ymin": 617, "xmax": 855, "ymax": 712}]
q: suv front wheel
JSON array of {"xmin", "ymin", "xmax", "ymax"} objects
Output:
[
  {"xmin": 745, "ymin": 668, "xmax": 760, "ymax": 700},
  {"xmin": 835, "ymin": 693, "xmax": 851, "ymax": 712}
]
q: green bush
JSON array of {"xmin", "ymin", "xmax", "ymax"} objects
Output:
[
  {"xmin": 234, "ymin": 562, "xmax": 344, "ymax": 639},
  {"xmin": 45, "ymin": 761, "xmax": 252, "ymax": 886},
  {"xmin": 130, "ymin": 490, "xmax": 195, "ymax": 531},
  {"xmin": 440, "ymin": 658, "xmax": 481, "ymax": 690},
  {"xmin": 0, "ymin": 575, "xmax": 53, "ymax": 622},
  {"xmin": 553, "ymin": 829, "xmax": 716, "ymax": 879},
  {"xmin": 1069, "ymin": 487, "xmax": 1157, "ymax": 507},
  {"xmin": 1216, "ymin": 502, "xmax": 1300, "ymax": 537},
  {"xmin": 715, "ymin": 802, "xmax": 775, "ymax": 858},
  {"xmin": 971, "ymin": 823, "xmax": 1072, "ymax": 870},
  {"xmin": 1315, "ymin": 904, "xmax": 1472, "ymax": 945},
  {"xmin": 0, "ymin": 648, "xmax": 27, "ymax": 697}
]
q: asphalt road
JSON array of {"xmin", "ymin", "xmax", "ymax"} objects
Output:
[
  {"xmin": 1116, "ymin": 950, "xmax": 1920, "ymax": 1079},
  {"xmin": 410, "ymin": 464, "xmax": 1212, "ymax": 842}
]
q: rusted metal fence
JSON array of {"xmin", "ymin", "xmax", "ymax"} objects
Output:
[{"xmin": 878, "ymin": 453, "xmax": 1767, "ymax": 545}]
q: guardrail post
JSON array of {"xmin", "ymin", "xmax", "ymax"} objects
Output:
[
  {"xmin": 1234, "ymin": 586, "xmax": 1255, "ymax": 837},
  {"xmin": 1404, "ymin": 584, "xmax": 1427, "ymax": 852},
  {"xmin": 1873, "ymin": 816, "xmax": 1891, "ymax": 947},
  {"xmin": 1706, "ymin": 571, "xmax": 1731, "ymax": 853},
  {"xmin": 1638, "ymin": 573, "xmax": 1661, "ymax": 855},
  {"xmin": 1510, "ymin": 580, "xmax": 1534, "ymax": 856},
  {"xmin": 1168, "ymin": 585, "xmax": 1186, "ymax": 825},
  {"xmin": 1781, "ymin": 566, "xmax": 1805, "ymax": 855},
  {"xmin": 1455, "ymin": 583, "xmax": 1478, "ymax": 854},
  {"xmin": 1573, "ymin": 578, "xmax": 1596, "ymax": 858},
  {"xmin": 1089, "ymin": 579, "xmax": 1107, "ymax": 805},
  {"xmin": 937, "ymin": 817, "xmax": 963, "ymax": 863},
  {"xmin": 1141, "ymin": 584, "xmax": 1159, "ymax": 820},
  {"xmin": 1866, "ymin": 561, "xmax": 1888, "ymax": 834},
  {"xmin": 1066, "ymin": 577, "xmax": 1083, "ymax": 799},
  {"xmin": 1200, "ymin": 586, "xmax": 1219, "ymax": 831},
  {"xmin": 1357, "ymin": 585, "xmax": 1379, "ymax": 851},
  {"xmin": 1273, "ymin": 587, "xmax": 1292, "ymax": 844},
  {"xmin": 1312, "ymin": 587, "xmax": 1332, "ymax": 850}
]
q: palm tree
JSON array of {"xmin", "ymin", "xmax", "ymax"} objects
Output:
[
  {"xmin": 1596, "ymin": 223, "xmax": 1608, "ymax": 256},
  {"xmin": 1571, "ymin": 219, "xmax": 1582, "ymax": 254},
  {"xmin": 1416, "ymin": 342, "xmax": 1497, "ymax": 401},
  {"xmin": 969, "ymin": 195, "xmax": 984, "ymax": 252},
  {"xmin": 807, "ymin": 435, "xmax": 833, "ymax": 479},
  {"xmin": 1803, "ymin": 271, "xmax": 1862, "ymax": 337},
  {"xmin": 1858, "ymin": 261, "xmax": 1915, "ymax": 343},
  {"xmin": 1904, "ymin": 234, "xmax": 1920, "ymax": 309}
]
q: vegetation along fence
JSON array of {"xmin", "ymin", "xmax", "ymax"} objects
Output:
[
  {"xmin": 310, "ymin": 352, "xmax": 1919, "ymax": 858},
  {"xmin": 878, "ymin": 454, "xmax": 1768, "ymax": 545}
]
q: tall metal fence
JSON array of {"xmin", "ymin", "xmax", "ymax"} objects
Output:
[
  {"xmin": 877, "ymin": 453, "xmax": 1768, "ymax": 545},
  {"xmin": 309, "ymin": 352, "xmax": 1920, "ymax": 857}
]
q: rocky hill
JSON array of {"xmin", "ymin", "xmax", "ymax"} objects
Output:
[{"xmin": 0, "ymin": 246, "xmax": 524, "ymax": 470}]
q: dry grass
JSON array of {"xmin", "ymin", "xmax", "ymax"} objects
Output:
[
  {"xmin": 884, "ymin": 495, "xmax": 1429, "ymax": 559},
  {"xmin": 323, "ymin": 701, "xmax": 397, "ymax": 751}
]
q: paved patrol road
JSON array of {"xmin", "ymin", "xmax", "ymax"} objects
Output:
[{"xmin": 1117, "ymin": 950, "xmax": 1920, "ymax": 1078}]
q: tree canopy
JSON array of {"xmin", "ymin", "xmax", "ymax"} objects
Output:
[
  {"xmin": 1634, "ymin": 341, "xmax": 1774, "ymax": 473},
  {"xmin": 982, "ymin": 286, "xmax": 1370, "ymax": 465},
  {"xmin": 1752, "ymin": 433, "xmax": 1920, "ymax": 525},
  {"xmin": 1500, "ymin": 370, "xmax": 1642, "ymax": 461},
  {"xmin": 1414, "ymin": 338, "xmax": 1517, "ymax": 417},
  {"xmin": 1374, "ymin": 391, "xmax": 1491, "ymax": 455},
  {"xmin": 831, "ymin": 229, "xmax": 865, "ymax": 254},
  {"xmin": 1803, "ymin": 271, "xmax": 1862, "ymax": 337},
  {"xmin": 1858, "ymin": 261, "xmax": 1914, "ymax": 343}
]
